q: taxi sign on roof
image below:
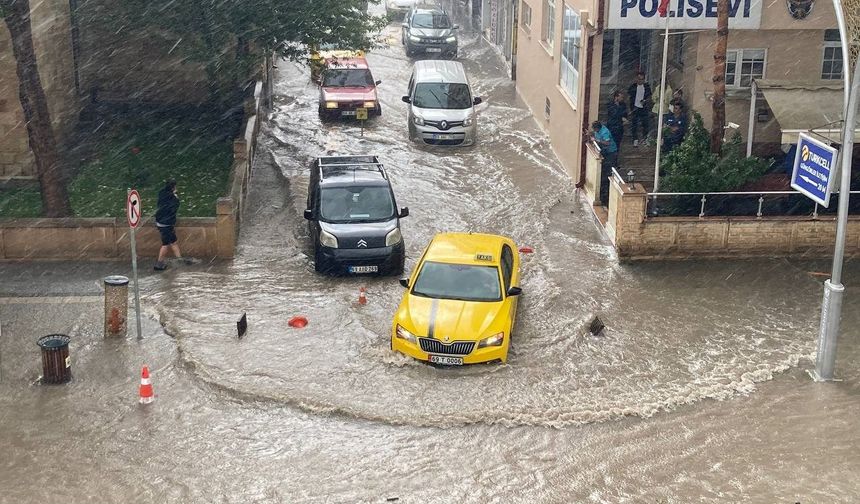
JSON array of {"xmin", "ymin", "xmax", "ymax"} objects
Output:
[{"xmin": 475, "ymin": 253, "xmax": 493, "ymax": 261}]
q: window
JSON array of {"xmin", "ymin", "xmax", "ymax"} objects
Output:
[
  {"xmin": 671, "ymin": 33, "xmax": 685, "ymax": 68},
  {"xmin": 542, "ymin": 0, "xmax": 555, "ymax": 49},
  {"xmin": 521, "ymin": 2, "xmax": 532, "ymax": 32},
  {"xmin": 412, "ymin": 83, "xmax": 473, "ymax": 109},
  {"xmin": 725, "ymin": 49, "xmax": 765, "ymax": 88},
  {"xmin": 559, "ymin": 6, "xmax": 581, "ymax": 102},
  {"xmin": 412, "ymin": 262, "xmax": 502, "ymax": 302},
  {"xmin": 500, "ymin": 245, "xmax": 513, "ymax": 291},
  {"xmin": 822, "ymin": 29, "xmax": 843, "ymax": 80}
]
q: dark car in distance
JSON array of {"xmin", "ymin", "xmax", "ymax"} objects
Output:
[
  {"xmin": 402, "ymin": 6, "xmax": 459, "ymax": 58},
  {"xmin": 304, "ymin": 156, "xmax": 408, "ymax": 275}
]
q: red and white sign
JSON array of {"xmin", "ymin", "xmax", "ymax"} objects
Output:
[{"xmin": 127, "ymin": 189, "xmax": 142, "ymax": 229}]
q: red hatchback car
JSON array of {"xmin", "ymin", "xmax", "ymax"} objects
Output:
[{"xmin": 318, "ymin": 57, "xmax": 382, "ymax": 120}]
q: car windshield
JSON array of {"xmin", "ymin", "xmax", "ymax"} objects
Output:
[
  {"xmin": 412, "ymin": 83, "xmax": 471, "ymax": 110},
  {"xmin": 412, "ymin": 13, "xmax": 451, "ymax": 28},
  {"xmin": 411, "ymin": 261, "xmax": 502, "ymax": 302},
  {"xmin": 322, "ymin": 68, "xmax": 374, "ymax": 88},
  {"xmin": 320, "ymin": 186, "xmax": 394, "ymax": 223}
]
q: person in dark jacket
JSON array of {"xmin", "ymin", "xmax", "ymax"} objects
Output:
[
  {"xmin": 606, "ymin": 90, "xmax": 628, "ymax": 151},
  {"xmin": 154, "ymin": 180, "xmax": 184, "ymax": 271},
  {"xmin": 627, "ymin": 72, "xmax": 652, "ymax": 147}
]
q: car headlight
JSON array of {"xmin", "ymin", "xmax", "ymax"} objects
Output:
[
  {"xmin": 463, "ymin": 116, "xmax": 474, "ymax": 127},
  {"xmin": 319, "ymin": 230, "xmax": 338, "ymax": 248},
  {"xmin": 325, "ymin": 101, "xmax": 338, "ymax": 109},
  {"xmin": 445, "ymin": 36, "xmax": 456, "ymax": 43},
  {"xmin": 395, "ymin": 324, "xmax": 418, "ymax": 344},
  {"xmin": 385, "ymin": 228, "xmax": 402, "ymax": 246},
  {"xmin": 409, "ymin": 35, "xmax": 421, "ymax": 42},
  {"xmin": 363, "ymin": 101, "xmax": 376, "ymax": 109},
  {"xmin": 413, "ymin": 115, "xmax": 424, "ymax": 126},
  {"xmin": 477, "ymin": 332, "xmax": 504, "ymax": 348}
]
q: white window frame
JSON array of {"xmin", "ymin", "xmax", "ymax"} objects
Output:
[
  {"xmin": 559, "ymin": 5, "xmax": 581, "ymax": 104},
  {"xmin": 725, "ymin": 48, "xmax": 767, "ymax": 88},
  {"xmin": 542, "ymin": 0, "xmax": 556, "ymax": 50},
  {"xmin": 521, "ymin": 2, "xmax": 532, "ymax": 33}
]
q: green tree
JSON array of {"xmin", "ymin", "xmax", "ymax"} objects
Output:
[
  {"xmin": 121, "ymin": 0, "xmax": 386, "ymax": 105},
  {"xmin": 661, "ymin": 112, "xmax": 769, "ymax": 193},
  {"xmin": 1, "ymin": 0, "xmax": 73, "ymax": 217}
]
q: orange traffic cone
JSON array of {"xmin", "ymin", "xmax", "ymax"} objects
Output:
[
  {"xmin": 139, "ymin": 365, "xmax": 154, "ymax": 404},
  {"xmin": 358, "ymin": 287, "xmax": 367, "ymax": 305}
]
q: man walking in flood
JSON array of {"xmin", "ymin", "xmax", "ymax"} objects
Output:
[
  {"xmin": 154, "ymin": 180, "xmax": 186, "ymax": 271},
  {"xmin": 627, "ymin": 72, "xmax": 652, "ymax": 147}
]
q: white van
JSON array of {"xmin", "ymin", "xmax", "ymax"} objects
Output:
[{"xmin": 402, "ymin": 60, "xmax": 482, "ymax": 146}]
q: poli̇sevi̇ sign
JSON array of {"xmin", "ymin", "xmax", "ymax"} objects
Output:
[{"xmin": 608, "ymin": 0, "xmax": 763, "ymax": 30}]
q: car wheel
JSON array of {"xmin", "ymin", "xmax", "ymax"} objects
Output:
[
  {"xmin": 375, "ymin": 105, "xmax": 382, "ymax": 117},
  {"xmin": 314, "ymin": 250, "xmax": 325, "ymax": 273}
]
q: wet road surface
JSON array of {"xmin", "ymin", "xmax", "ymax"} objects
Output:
[{"xmin": 1, "ymin": 3, "xmax": 860, "ymax": 502}]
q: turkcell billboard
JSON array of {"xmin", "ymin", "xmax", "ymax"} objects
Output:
[{"xmin": 607, "ymin": 0, "xmax": 763, "ymax": 30}]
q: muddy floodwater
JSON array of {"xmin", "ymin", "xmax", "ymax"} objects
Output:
[{"xmin": 1, "ymin": 3, "xmax": 859, "ymax": 503}]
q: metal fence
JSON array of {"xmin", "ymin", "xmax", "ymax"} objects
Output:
[{"xmin": 646, "ymin": 190, "xmax": 860, "ymax": 218}]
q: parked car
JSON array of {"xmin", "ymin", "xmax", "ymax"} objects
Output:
[
  {"xmin": 309, "ymin": 44, "xmax": 365, "ymax": 82},
  {"xmin": 402, "ymin": 6, "xmax": 458, "ymax": 58},
  {"xmin": 318, "ymin": 57, "xmax": 382, "ymax": 119},
  {"xmin": 402, "ymin": 60, "xmax": 482, "ymax": 146},
  {"xmin": 391, "ymin": 232, "xmax": 522, "ymax": 365},
  {"xmin": 304, "ymin": 156, "xmax": 408, "ymax": 276}
]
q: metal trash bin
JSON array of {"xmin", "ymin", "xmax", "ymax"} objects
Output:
[
  {"xmin": 37, "ymin": 334, "xmax": 71, "ymax": 384},
  {"xmin": 103, "ymin": 275, "xmax": 129, "ymax": 338}
]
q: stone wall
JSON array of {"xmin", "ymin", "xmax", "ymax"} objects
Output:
[
  {"xmin": 606, "ymin": 178, "xmax": 860, "ymax": 260},
  {"xmin": 0, "ymin": 0, "xmax": 79, "ymax": 179}
]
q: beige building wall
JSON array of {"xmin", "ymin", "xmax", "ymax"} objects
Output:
[
  {"xmin": 515, "ymin": 0, "xmax": 599, "ymax": 182},
  {"xmin": 0, "ymin": 0, "xmax": 79, "ymax": 178},
  {"xmin": 677, "ymin": 2, "xmax": 838, "ymax": 153}
]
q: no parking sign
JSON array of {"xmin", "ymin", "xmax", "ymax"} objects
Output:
[{"xmin": 127, "ymin": 189, "xmax": 141, "ymax": 228}]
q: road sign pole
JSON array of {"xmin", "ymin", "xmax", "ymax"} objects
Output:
[
  {"xmin": 813, "ymin": 50, "xmax": 860, "ymax": 381},
  {"xmin": 127, "ymin": 189, "xmax": 143, "ymax": 340}
]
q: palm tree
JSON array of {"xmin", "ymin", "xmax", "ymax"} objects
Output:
[{"xmin": 710, "ymin": 0, "xmax": 729, "ymax": 155}]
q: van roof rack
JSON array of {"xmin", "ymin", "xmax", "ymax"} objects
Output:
[{"xmin": 316, "ymin": 156, "xmax": 387, "ymax": 181}]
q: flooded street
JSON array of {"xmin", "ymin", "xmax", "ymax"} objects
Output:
[{"xmin": 2, "ymin": 4, "xmax": 860, "ymax": 502}]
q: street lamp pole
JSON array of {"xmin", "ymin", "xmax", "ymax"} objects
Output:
[{"xmin": 813, "ymin": 0, "xmax": 858, "ymax": 381}]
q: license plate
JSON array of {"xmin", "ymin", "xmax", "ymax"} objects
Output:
[
  {"xmin": 426, "ymin": 48, "xmax": 442, "ymax": 53},
  {"xmin": 341, "ymin": 110, "xmax": 357, "ymax": 116},
  {"xmin": 428, "ymin": 355, "xmax": 463, "ymax": 365},
  {"xmin": 431, "ymin": 134, "xmax": 453, "ymax": 140},
  {"xmin": 349, "ymin": 265, "xmax": 378, "ymax": 273}
]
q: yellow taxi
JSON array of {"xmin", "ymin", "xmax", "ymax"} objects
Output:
[
  {"xmin": 309, "ymin": 45, "xmax": 366, "ymax": 81},
  {"xmin": 391, "ymin": 232, "xmax": 522, "ymax": 365}
]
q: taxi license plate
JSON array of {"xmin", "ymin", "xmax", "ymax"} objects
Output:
[
  {"xmin": 428, "ymin": 355, "xmax": 463, "ymax": 365},
  {"xmin": 426, "ymin": 48, "xmax": 442, "ymax": 53},
  {"xmin": 349, "ymin": 265, "xmax": 378, "ymax": 273},
  {"xmin": 341, "ymin": 110, "xmax": 357, "ymax": 116},
  {"xmin": 431, "ymin": 134, "xmax": 454, "ymax": 140}
]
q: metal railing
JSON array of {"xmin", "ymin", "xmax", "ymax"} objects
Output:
[{"xmin": 645, "ymin": 190, "xmax": 860, "ymax": 219}]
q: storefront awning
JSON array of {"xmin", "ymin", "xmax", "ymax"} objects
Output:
[{"xmin": 753, "ymin": 79, "xmax": 857, "ymax": 145}]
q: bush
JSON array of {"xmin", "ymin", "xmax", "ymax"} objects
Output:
[{"xmin": 661, "ymin": 111, "xmax": 769, "ymax": 193}]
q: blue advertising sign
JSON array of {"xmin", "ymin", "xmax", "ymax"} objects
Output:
[{"xmin": 791, "ymin": 133, "xmax": 839, "ymax": 207}]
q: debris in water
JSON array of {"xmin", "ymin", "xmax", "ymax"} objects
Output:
[{"xmin": 589, "ymin": 316, "xmax": 605, "ymax": 336}]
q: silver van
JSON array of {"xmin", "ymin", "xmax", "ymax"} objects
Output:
[{"xmin": 402, "ymin": 60, "xmax": 482, "ymax": 146}]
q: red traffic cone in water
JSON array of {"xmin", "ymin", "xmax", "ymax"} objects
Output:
[
  {"xmin": 288, "ymin": 316, "xmax": 308, "ymax": 328},
  {"xmin": 139, "ymin": 365, "xmax": 154, "ymax": 404},
  {"xmin": 358, "ymin": 287, "xmax": 368, "ymax": 305},
  {"xmin": 519, "ymin": 246, "xmax": 534, "ymax": 254}
]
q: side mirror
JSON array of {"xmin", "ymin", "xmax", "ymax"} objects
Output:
[
  {"xmin": 398, "ymin": 207, "xmax": 410, "ymax": 218},
  {"xmin": 401, "ymin": 23, "xmax": 408, "ymax": 28},
  {"xmin": 303, "ymin": 209, "xmax": 314, "ymax": 220},
  {"xmin": 401, "ymin": 96, "xmax": 411, "ymax": 103},
  {"xmin": 507, "ymin": 286, "xmax": 522, "ymax": 297},
  {"xmin": 453, "ymin": 24, "xmax": 460, "ymax": 30},
  {"xmin": 399, "ymin": 278, "xmax": 410, "ymax": 288},
  {"xmin": 473, "ymin": 97, "xmax": 483, "ymax": 105},
  {"xmin": 376, "ymin": 80, "xmax": 382, "ymax": 85}
]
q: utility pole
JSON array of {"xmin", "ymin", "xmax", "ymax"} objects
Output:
[{"xmin": 813, "ymin": 0, "xmax": 858, "ymax": 381}]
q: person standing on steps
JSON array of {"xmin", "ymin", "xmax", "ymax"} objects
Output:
[
  {"xmin": 627, "ymin": 72, "xmax": 652, "ymax": 147},
  {"xmin": 153, "ymin": 180, "xmax": 187, "ymax": 271},
  {"xmin": 606, "ymin": 90, "xmax": 628, "ymax": 152},
  {"xmin": 590, "ymin": 121, "xmax": 618, "ymax": 207}
]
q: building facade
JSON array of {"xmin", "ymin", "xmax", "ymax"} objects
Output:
[{"xmin": 512, "ymin": 0, "xmax": 842, "ymax": 187}]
